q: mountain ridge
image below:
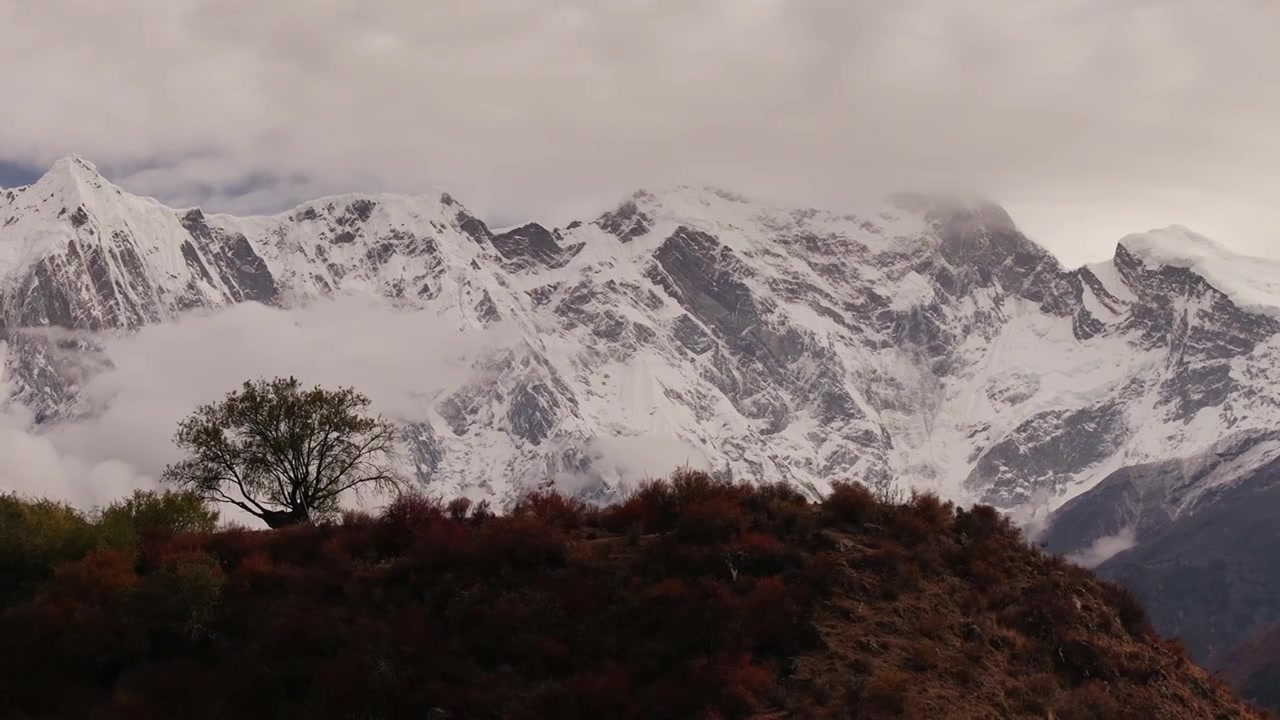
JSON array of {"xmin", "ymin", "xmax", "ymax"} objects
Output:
[
  {"xmin": 9, "ymin": 155, "xmax": 1280, "ymax": 665},
  {"xmin": 4, "ymin": 156, "xmax": 1280, "ymax": 510}
]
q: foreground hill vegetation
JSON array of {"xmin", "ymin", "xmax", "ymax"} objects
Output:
[{"xmin": 0, "ymin": 472, "xmax": 1265, "ymax": 720}]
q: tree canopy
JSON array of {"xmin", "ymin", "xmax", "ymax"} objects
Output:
[{"xmin": 163, "ymin": 377, "xmax": 402, "ymax": 528}]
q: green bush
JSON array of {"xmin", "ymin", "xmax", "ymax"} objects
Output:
[
  {"xmin": 97, "ymin": 489, "xmax": 219, "ymax": 551},
  {"xmin": 0, "ymin": 493, "xmax": 99, "ymax": 606},
  {"xmin": 134, "ymin": 553, "xmax": 225, "ymax": 646}
]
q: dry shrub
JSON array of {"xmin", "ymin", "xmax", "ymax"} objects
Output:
[
  {"xmin": 717, "ymin": 655, "xmax": 778, "ymax": 713},
  {"xmin": 602, "ymin": 479, "xmax": 676, "ymax": 534},
  {"xmin": 866, "ymin": 544, "xmax": 922, "ymax": 599},
  {"xmin": 953, "ymin": 504, "xmax": 1014, "ymax": 545},
  {"xmin": 743, "ymin": 482, "xmax": 814, "ymax": 535},
  {"xmin": 376, "ymin": 492, "xmax": 446, "ymax": 555},
  {"xmin": 906, "ymin": 641, "xmax": 942, "ymax": 671},
  {"xmin": 731, "ymin": 532, "xmax": 793, "ymax": 576},
  {"xmin": 512, "ymin": 490, "xmax": 588, "ymax": 530},
  {"xmin": 821, "ymin": 481, "xmax": 881, "ymax": 527},
  {"xmin": 1010, "ymin": 672, "xmax": 1061, "ymax": 713},
  {"xmin": 917, "ymin": 610, "xmax": 951, "ymax": 640},
  {"xmin": 670, "ymin": 468, "xmax": 735, "ymax": 506},
  {"xmin": 474, "ymin": 516, "xmax": 567, "ymax": 572},
  {"xmin": 48, "ymin": 549, "xmax": 139, "ymax": 605},
  {"xmin": 1015, "ymin": 577, "xmax": 1083, "ymax": 644},
  {"xmin": 1053, "ymin": 680, "xmax": 1139, "ymax": 720},
  {"xmin": 445, "ymin": 497, "xmax": 473, "ymax": 521},
  {"xmin": 742, "ymin": 576, "xmax": 803, "ymax": 655},
  {"xmin": 907, "ymin": 492, "xmax": 954, "ymax": 528},
  {"xmin": 1097, "ymin": 579, "xmax": 1155, "ymax": 639},
  {"xmin": 675, "ymin": 496, "xmax": 746, "ymax": 544},
  {"xmin": 894, "ymin": 491, "xmax": 955, "ymax": 547},
  {"xmin": 859, "ymin": 668, "xmax": 913, "ymax": 716}
]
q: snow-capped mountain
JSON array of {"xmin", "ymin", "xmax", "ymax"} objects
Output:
[{"xmin": 4, "ymin": 156, "xmax": 1280, "ymax": 520}]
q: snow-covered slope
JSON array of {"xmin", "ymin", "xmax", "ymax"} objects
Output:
[{"xmin": 4, "ymin": 157, "xmax": 1280, "ymax": 517}]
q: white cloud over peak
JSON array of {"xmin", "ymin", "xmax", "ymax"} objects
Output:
[{"xmin": 0, "ymin": 0, "xmax": 1276, "ymax": 266}]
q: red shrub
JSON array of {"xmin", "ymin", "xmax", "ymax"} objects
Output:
[
  {"xmin": 528, "ymin": 666, "xmax": 633, "ymax": 719},
  {"xmin": 731, "ymin": 532, "xmax": 793, "ymax": 576},
  {"xmin": 602, "ymin": 479, "xmax": 677, "ymax": 534},
  {"xmin": 821, "ymin": 481, "xmax": 881, "ymax": 527},
  {"xmin": 226, "ymin": 552, "xmax": 284, "ymax": 593},
  {"xmin": 475, "ymin": 516, "xmax": 567, "ymax": 572},
  {"xmin": 376, "ymin": 493, "xmax": 446, "ymax": 555},
  {"xmin": 203, "ymin": 527, "xmax": 272, "ymax": 571},
  {"xmin": 676, "ymin": 496, "xmax": 747, "ymax": 544},
  {"xmin": 512, "ymin": 490, "xmax": 588, "ymax": 530},
  {"xmin": 954, "ymin": 504, "xmax": 1015, "ymax": 544},
  {"xmin": 47, "ymin": 549, "xmax": 138, "ymax": 605},
  {"xmin": 742, "ymin": 576, "xmax": 805, "ymax": 655},
  {"xmin": 858, "ymin": 668, "xmax": 913, "ymax": 716},
  {"xmin": 715, "ymin": 655, "xmax": 778, "ymax": 715},
  {"xmin": 670, "ymin": 468, "xmax": 734, "ymax": 505}
]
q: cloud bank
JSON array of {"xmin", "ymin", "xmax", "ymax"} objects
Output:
[
  {"xmin": 0, "ymin": 297, "xmax": 516, "ymax": 511},
  {"xmin": 0, "ymin": 1, "xmax": 1277, "ymax": 266}
]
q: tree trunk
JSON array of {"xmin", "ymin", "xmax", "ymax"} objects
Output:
[{"xmin": 260, "ymin": 508, "xmax": 309, "ymax": 529}]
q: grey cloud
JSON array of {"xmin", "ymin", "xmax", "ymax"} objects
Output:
[
  {"xmin": 0, "ymin": 297, "xmax": 519, "ymax": 511},
  {"xmin": 0, "ymin": 0, "xmax": 1276, "ymax": 266}
]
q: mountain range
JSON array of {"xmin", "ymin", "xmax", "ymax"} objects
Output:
[{"xmin": 4, "ymin": 155, "xmax": 1280, "ymax": 665}]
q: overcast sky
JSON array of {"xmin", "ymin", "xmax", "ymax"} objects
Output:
[{"xmin": 0, "ymin": 0, "xmax": 1276, "ymax": 267}]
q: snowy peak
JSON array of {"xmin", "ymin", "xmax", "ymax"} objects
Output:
[
  {"xmin": 18, "ymin": 155, "xmax": 118, "ymax": 207},
  {"xmin": 44, "ymin": 154, "xmax": 107, "ymax": 184},
  {"xmin": 1112, "ymin": 226, "xmax": 1280, "ymax": 319},
  {"xmin": 1118, "ymin": 225, "xmax": 1233, "ymax": 267},
  {"xmin": 3, "ymin": 155, "xmax": 1280, "ymax": 523}
]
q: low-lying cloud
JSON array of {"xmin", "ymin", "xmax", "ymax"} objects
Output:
[
  {"xmin": 556, "ymin": 434, "xmax": 713, "ymax": 497},
  {"xmin": 0, "ymin": 296, "xmax": 517, "ymax": 510},
  {"xmin": 1067, "ymin": 526, "xmax": 1139, "ymax": 569}
]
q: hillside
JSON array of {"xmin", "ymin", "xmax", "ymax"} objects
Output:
[
  {"xmin": 1217, "ymin": 623, "xmax": 1280, "ymax": 714},
  {"xmin": 0, "ymin": 471, "xmax": 1263, "ymax": 719}
]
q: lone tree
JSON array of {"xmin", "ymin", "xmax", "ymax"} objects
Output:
[{"xmin": 163, "ymin": 377, "xmax": 403, "ymax": 528}]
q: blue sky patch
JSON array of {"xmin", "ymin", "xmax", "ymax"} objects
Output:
[{"xmin": 0, "ymin": 159, "xmax": 41, "ymax": 189}]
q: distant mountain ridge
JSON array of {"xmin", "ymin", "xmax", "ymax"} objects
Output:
[{"xmin": 4, "ymin": 156, "xmax": 1280, "ymax": 513}]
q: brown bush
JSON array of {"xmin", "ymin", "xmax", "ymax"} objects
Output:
[
  {"xmin": 1098, "ymin": 579, "xmax": 1155, "ymax": 639},
  {"xmin": 906, "ymin": 641, "xmax": 942, "ymax": 671},
  {"xmin": 675, "ymin": 495, "xmax": 747, "ymax": 544},
  {"xmin": 511, "ymin": 490, "xmax": 588, "ymax": 530},
  {"xmin": 859, "ymin": 668, "xmax": 913, "ymax": 716},
  {"xmin": 601, "ymin": 479, "xmax": 676, "ymax": 534},
  {"xmin": 445, "ymin": 497, "xmax": 472, "ymax": 521},
  {"xmin": 1053, "ymin": 680, "xmax": 1139, "ymax": 720},
  {"xmin": 821, "ymin": 481, "xmax": 880, "ymax": 527},
  {"xmin": 670, "ymin": 468, "xmax": 735, "ymax": 506}
]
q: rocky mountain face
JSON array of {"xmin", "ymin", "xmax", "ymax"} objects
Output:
[
  {"xmin": 1043, "ymin": 432, "xmax": 1280, "ymax": 664},
  {"xmin": 5, "ymin": 158, "xmax": 1280, "ymax": 510},
  {"xmin": 5, "ymin": 159, "xmax": 1280, "ymax": 661}
]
